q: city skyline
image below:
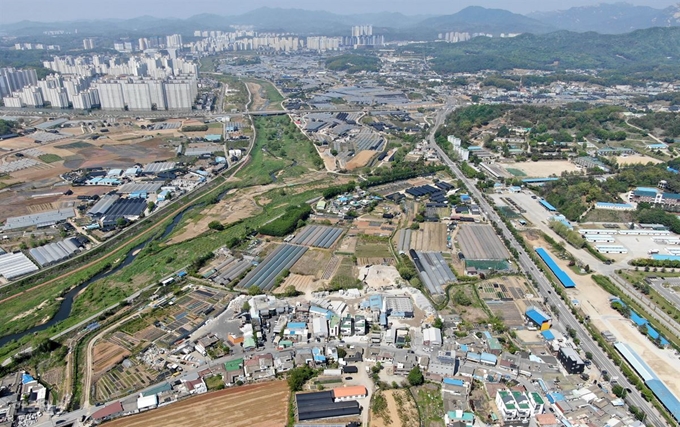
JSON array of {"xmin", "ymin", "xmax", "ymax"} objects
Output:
[{"xmin": 0, "ymin": 0, "xmax": 677, "ymax": 24}]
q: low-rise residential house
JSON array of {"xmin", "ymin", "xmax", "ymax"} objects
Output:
[
  {"xmin": 394, "ymin": 353, "xmax": 418, "ymax": 375},
  {"xmin": 275, "ymin": 351, "xmax": 295, "ymax": 372},
  {"xmin": 445, "ymin": 410, "xmax": 475, "ymax": 427},
  {"xmin": 244, "ymin": 353, "xmax": 275, "ymax": 379}
]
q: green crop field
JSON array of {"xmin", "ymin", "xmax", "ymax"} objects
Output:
[{"xmin": 38, "ymin": 154, "xmax": 62, "ymax": 163}]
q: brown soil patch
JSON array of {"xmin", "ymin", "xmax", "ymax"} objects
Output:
[
  {"xmin": 246, "ymin": 82, "xmax": 266, "ymax": 111},
  {"xmin": 345, "ymin": 150, "xmax": 378, "ymax": 170},
  {"xmin": 275, "ymin": 274, "xmax": 319, "ymax": 296},
  {"xmin": 290, "ymin": 249, "xmax": 332, "ymax": 277},
  {"xmin": 409, "ymin": 222, "xmax": 448, "ymax": 252},
  {"xmin": 615, "ymin": 155, "xmax": 663, "ymax": 165},
  {"xmin": 371, "ymin": 389, "xmax": 418, "ymax": 427},
  {"xmin": 92, "ymin": 341, "xmax": 130, "ymax": 376},
  {"xmin": 106, "ymin": 381, "xmax": 289, "ymax": 427}
]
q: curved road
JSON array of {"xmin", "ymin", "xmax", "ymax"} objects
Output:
[{"xmin": 428, "ymin": 98, "xmax": 668, "ymax": 427}]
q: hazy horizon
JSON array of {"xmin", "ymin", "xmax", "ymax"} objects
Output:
[{"xmin": 1, "ymin": 0, "xmax": 677, "ymax": 24}]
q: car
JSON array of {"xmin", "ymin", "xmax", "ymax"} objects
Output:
[{"xmin": 345, "ymin": 377, "xmax": 353, "ymax": 380}]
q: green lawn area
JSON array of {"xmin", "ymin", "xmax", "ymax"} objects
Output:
[
  {"xmin": 506, "ymin": 168, "xmax": 527, "ymax": 177},
  {"xmin": 236, "ymin": 115, "xmax": 322, "ymax": 186},
  {"xmin": 38, "ymin": 154, "xmax": 63, "ymax": 163}
]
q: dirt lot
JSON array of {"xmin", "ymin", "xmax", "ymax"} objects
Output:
[
  {"xmin": 615, "ymin": 155, "xmax": 663, "ymax": 165},
  {"xmin": 345, "ymin": 150, "xmax": 378, "ymax": 170},
  {"xmin": 359, "ymin": 265, "xmax": 402, "ymax": 289},
  {"xmin": 92, "ymin": 341, "xmax": 130, "ymax": 377},
  {"xmin": 371, "ymin": 389, "xmax": 418, "ymax": 427},
  {"xmin": 410, "ymin": 223, "xmax": 448, "ymax": 252},
  {"xmin": 106, "ymin": 381, "xmax": 289, "ymax": 427},
  {"xmin": 337, "ymin": 235, "xmax": 358, "ymax": 254},
  {"xmin": 504, "ymin": 160, "xmax": 580, "ymax": 177}
]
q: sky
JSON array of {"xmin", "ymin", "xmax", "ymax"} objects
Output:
[{"xmin": 1, "ymin": 0, "xmax": 677, "ymax": 23}]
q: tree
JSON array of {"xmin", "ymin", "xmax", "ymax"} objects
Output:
[
  {"xmin": 283, "ymin": 285, "xmax": 300, "ymax": 297},
  {"xmin": 337, "ymin": 348, "xmax": 347, "ymax": 359},
  {"xmin": 147, "ymin": 201, "xmax": 155, "ymax": 211},
  {"xmin": 585, "ymin": 351, "xmax": 593, "ymax": 360},
  {"xmin": 433, "ymin": 318, "xmax": 444, "ymax": 330},
  {"xmin": 116, "ymin": 217, "xmax": 128, "ymax": 228},
  {"xmin": 208, "ymin": 220, "xmax": 224, "ymax": 231},
  {"xmin": 248, "ymin": 285, "xmax": 262, "ymax": 296},
  {"xmin": 287, "ymin": 366, "xmax": 315, "ymax": 392},
  {"xmin": 242, "ymin": 301, "xmax": 250, "ymax": 312},
  {"xmin": 612, "ymin": 384, "xmax": 627, "ymax": 398},
  {"xmin": 407, "ymin": 366, "xmax": 424, "ymax": 386}
]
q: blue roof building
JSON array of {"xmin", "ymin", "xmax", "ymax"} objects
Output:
[
  {"xmin": 204, "ymin": 134, "xmax": 222, "ymax": 142},
  {"xmin": 526, "ymin": 306, "xmax": 552, "ymax": 330},
  {"xmin": 480, "ymin": 352, "xmax": 498, "ymax": 366},
  {"xmin": 541, "ymin": 330, "xmax": 555, "ymax": 341},
  {"xmin": 443, "ymin": 378, "xmax": 465, "ymax": 387},
  {"xmin": 539, "ymin": 199, "xmax": 557, "ymax": 212},
  {"xmin": 535, "ymin": 247, "xmax": 576, "ymax": 288},
  {"xmin": 312, "ymin": 347, "xmax": 326, "ymax": 363}
]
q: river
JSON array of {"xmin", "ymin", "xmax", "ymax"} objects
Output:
[{"xmin": 0, "ymin": 207, "xmax": 192, "ymax": 348}]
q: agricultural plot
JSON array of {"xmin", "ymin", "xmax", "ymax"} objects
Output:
[
  {"xmin": 336, "ymin": 235, "xmax": 358, "ymax": 254},
  {"xmin": 371, "ymin": 389, "xmax": 419, "ymax": 427},
  {"xmin": 105, "ymin": 381, "xmax": 289, "ymax": 427},
  {"xmin": 92, "ymin": 341, "xmax": 131, "ymax": 376},
  {"xmin": 409, "ymin": 223, "xmax": 449, "ymax": 252},
  {"xmin": 94, "ymin": 359, "xmax": 159, "ymax": 403},
  {"xmin": 290, "ymin": 225, "xmax": 344, "ymax": 248},
  {"xmin": 456, "ymin": 224, "xmax": 510, "ymax": 261},
  {"xmin": 355, "ymin": 236, "xmax": 394, "ymax": 266},
  {"xmin": 290, "ymin": 249, "xmax": 332, "ymax": 277},
  {"xmin": 413, "ymin": 384, "xmax": 445, "ymax": 427},
  {"xmin": 237, "ymin": 244, "xmax": 308, "ymax": 291}
]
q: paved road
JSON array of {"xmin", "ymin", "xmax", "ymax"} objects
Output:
[{"xmin": 428, "ymin": 99, "xmax": 668, "ymax": 427}]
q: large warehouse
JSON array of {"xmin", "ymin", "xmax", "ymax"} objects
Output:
[
  {"xmin": 3, "ymin": 208, "xmax": 75, "ymax": 231},
  {"xmin": 457, "ymin": 224, "xmax": 511, "ymax": 271}
]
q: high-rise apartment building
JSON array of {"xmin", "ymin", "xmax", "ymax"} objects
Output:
[
  {"xmin": 0, "ymin": 68, "xmax": 38, "ymax": 97},
  {"xmin": 83, "ymin": 38, "xmax": 95, "ymax": 50},
  {"xmin": 166, "ymin": 34, "xmax": 183, "ymax": 49},
  {"xmin": 96, "ymin": 82, "xmax": 126, "ymax": 110}
]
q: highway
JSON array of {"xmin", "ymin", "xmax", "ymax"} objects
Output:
[{"xmin": 427, "ymin": 99, "xmax": 668, "ymax": 427}]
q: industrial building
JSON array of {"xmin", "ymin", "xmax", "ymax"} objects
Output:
[
  {"xmin": 3, "ymin": 208, "xmax": 75, "ymax": 231},
  {"xmin": 100, "ymin": 198, "xmax": 147, "ymax": 229},
  {"xmin": 385, "ymin": 296, "xmax": 414, "ymax": 318},
  {"xmin": 557, "ymin": 347, "xmax": 585, "ymax": 374}
]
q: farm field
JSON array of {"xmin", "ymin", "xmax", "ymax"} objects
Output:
[
  {"xmin": 92, "ymin": 341, "xmax": 130, "ymax": 376},
  {"xmin": 409, "ymin": 223, "xmax": 448, "ymax": 252},
  {"xmin": 105, "ymin": 381, "xmax": 289, "ymax": 427}
]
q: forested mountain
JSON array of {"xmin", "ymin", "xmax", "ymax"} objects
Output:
[
  {"xmin": 410, "ymin": 27, "xmax": 680, "ymax": 74},
  {"xmin": 529, "ymin": 3, "xmax": 680, "ymax": 34}
]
